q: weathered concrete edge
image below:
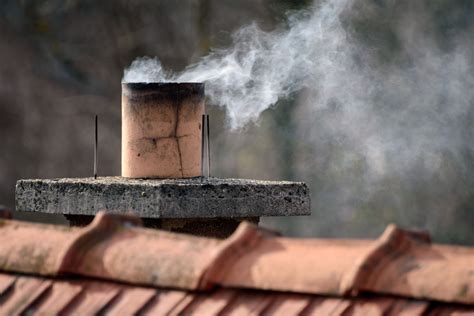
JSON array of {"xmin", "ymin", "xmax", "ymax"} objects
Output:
[{"xmin": 15, "ymin": 178, "xmax": 311, "ymax": 218}]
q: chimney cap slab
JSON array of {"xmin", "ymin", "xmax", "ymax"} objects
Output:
[{"xmin": 15, "ymin": 177, "xmax": 310, "ymax": 218}]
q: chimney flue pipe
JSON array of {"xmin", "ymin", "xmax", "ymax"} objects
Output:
[{"xmin": 122, "ymin": 82, "xmax": 205, "ymax": 178}]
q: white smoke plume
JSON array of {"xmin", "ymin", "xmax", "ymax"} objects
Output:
[
  {"xmin": 124, "ymin": 0, "xmax": 474, "ymax": 240},
  {"xmin": 123, "ymin": 56, "xmax": 168, "ymax": 83},
  {"xmin": 123, "ymin": 0, "xmax": 352, "ymax": 129},
  {"xmin": 123, "ymin": 0, "xmax": 473, "ymax": 137}
]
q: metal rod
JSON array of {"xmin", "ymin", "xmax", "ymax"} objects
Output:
[
  {"xmin": 94, "ymin": 115, "xmax": 98, "ymax": 179},
  {"xmin": 206, "ymin": 114, "xmax": 210, "ymax": 178},
  {"xmin": 201, "ymin": 114, "xmax": 205, "ymax": 178}
]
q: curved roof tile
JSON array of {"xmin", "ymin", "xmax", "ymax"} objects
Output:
[{"xmin": 0, "ymin": 211, "xmax": 473, "ymax": 306}]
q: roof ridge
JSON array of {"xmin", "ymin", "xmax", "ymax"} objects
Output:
[
  {"xmin": 1, "ymin": 212, "xmax": 473, "ymax": 305},
  {"xmin": 198, "ymin": 222, "xmax": 265, "ymax": 289},
  {"xmin": 340, "ymin": 224, "xmax": 432, "ymax": 295},
  {"xmin": 57, "ymin": 211, "xmax": 143, "ymax": 275}
]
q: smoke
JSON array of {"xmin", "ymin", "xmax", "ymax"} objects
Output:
[
  {"xmin": 124, "ymin": 0, "xmax": 474, "ymax": 241},
  {"xmin": 123, "ymin": 57, "xmax": 169, "ymax": 83},
  {"xmin": 123, "ymin": 0, "xmax": 353, "ymax": 129},
  {"xmin": 123, "ymin": 0, "xmax": 474, "ymax": 179}
]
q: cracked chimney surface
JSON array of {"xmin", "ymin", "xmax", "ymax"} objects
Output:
[{"xmin": 122, "ymin": 83, "xmax": 205, "ymax": 178}]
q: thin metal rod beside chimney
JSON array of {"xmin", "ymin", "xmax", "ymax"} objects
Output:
[
  {"xmin": 201, "ymin": 114, "xmax": 206, "ymax": 179},
  {"xmin": 94, "ymin": 115, "xmax": 98, "ymax": 179},
  {"xmin": 206, "ymin": 114, "xmax": 210, "ymax": 178}
]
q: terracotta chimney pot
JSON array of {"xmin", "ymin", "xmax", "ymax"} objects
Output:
[{"xmin": 122, "ymin": 83, "xmax": 205, "ymax": 178}]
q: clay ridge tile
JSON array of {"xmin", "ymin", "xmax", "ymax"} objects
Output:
[
  {"xmin": 1, "ymin": 211, "xmax": 474, "ymax": 305},
  {"xmin": 197, "ymin": 223, "xmax": 474, "ymax": 305},
  {"xmin": 198, "ymin": 221, "xmax": 273, "ymax": 288},
  {"xmin": 0, "ymin": 211, "xmax": 221, "ymax": 289},
  {"xmin": 350, "ymin": 226, "xmax": 474, "ymax": 305},
  {"xmin": 57, "ymin": 212, "xmax": 143, "ymax": 273},
  {"xmin": 340, "ymin": 224, "xmax": 432, "ymax": 295}
]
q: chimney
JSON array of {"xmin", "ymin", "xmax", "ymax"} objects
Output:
[
  {"xmin": 122, "ymin": 83, "xmax": 204, "ymax": 178},
  {"xmin": 15, "ymin": 82, "xmax": 310, "ymax": 238}
]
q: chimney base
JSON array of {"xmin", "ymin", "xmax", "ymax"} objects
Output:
[
  {"xmin": 65, "ymin": 215, "xmax": 259, "ymax": 238},
  {"xmin": 16, "ymin": 177, "xmax": 310, "ymax": 238}
]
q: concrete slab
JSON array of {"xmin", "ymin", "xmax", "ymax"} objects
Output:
[{"xmin": 16, "ymin": 177, "xmax": 310, "ymax": 218}]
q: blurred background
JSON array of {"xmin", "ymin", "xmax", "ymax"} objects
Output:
[{"xmin": 1, "ymin": 0, "xmax": 473, "ymax": 244}]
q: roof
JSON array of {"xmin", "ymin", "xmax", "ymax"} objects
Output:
[
  {"xmin": 2, "ymin": 272, "xmax": 474, "ymax": 315},
  {"xmin": 1, "ymin": 211, "xmax": 474, "ymax": 315}
]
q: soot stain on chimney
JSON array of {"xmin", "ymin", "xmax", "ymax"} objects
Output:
[{"xmin": 174, "ymin": 93, "xmax": 184, "ymax": 177}]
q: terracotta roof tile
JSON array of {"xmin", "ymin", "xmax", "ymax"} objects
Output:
[
  {"xmin": 0, "ymin": 274, "xmax": 15, "ymax": 295},
  {"xmin": 216, "ymin": 232, "xmax": 371, "ymax": 295},
  {"xmin": 0, "ymin": 276, "xmax": 50, "ymax": 315},
  {"xmin": 103, "ymin": 287, "xmax": 156, "ymax": 314},
  {"xmin": 342, "ymin": 225, "xmax": 474, "ymax": 304},
  {"xmin": 428, "ymin": 305, "xmax": 474, "ymax": 316},
  {"xmin": 385, "ymin": 300, "xmax": 429, "ymax": 315},
  {"xmin": 33, "ymin": 281, "xmax": 83, "ymax": 315},
  {"xmin": 0, "ymin": 212, "xmax": 220, "ymax": 289},
  {"xmin": 219, "ymin": 291, "xmax": 275, "ymax": 315},
  {"xmin": 181, "ymin": 289, "xmax": 239, "ymax": 315},
  {"xmin": 305, "ymin": 297, "xmax": 352, "ymax": 315},
  {"xmin": 1, "ymin": 211, "xmax": 474, "ymax": 308},
  {"xmin": 261, "ymin": 293, "xmax": 312, "ymax": 315},
  {"xmin": 344, "ymin": 297, "xmax": 394, "ymax": 315},
  {"xmin": 139, "ymin": 290, "xmax": 188, "ymax": 315},
  {"xmin": 1, "ymin": 272, "xmax": 473, "ymax": 315},
  {"xmin": 62, "ymin": 282, "xmax": 122, "ymax": 315}
]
